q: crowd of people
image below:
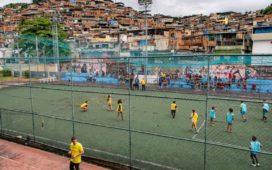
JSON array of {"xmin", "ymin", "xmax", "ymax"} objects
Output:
[{"xmin": 184, "ymin": 73, "xmax": 258, "ymax": 91}]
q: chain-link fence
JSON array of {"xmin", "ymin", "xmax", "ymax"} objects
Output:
[{"xmin": 0, "ymin": 53, "xmax": 272, "ymax": 170}]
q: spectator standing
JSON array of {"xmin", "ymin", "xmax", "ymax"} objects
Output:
[
  {"xmin": 141, "ymin": 78, "xmax": 146, "ymax": 91},
  {"xmin": 69, "ymin": 137, "xmax": 84, "ymax": 170}
]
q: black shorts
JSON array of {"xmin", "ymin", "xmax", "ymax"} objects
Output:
[
  {"xmin": 70, "ymin": 162, "xmax": 80, "ymax": 170},
  {"xmin": 171, "ymin": 110, "xmax": 176, "ymax": 114},
  {"xmin": 250, "ymin": 152, "xmax": 257, "ymax": 157},
  {"xmin": 210, "ymin": 118, "xmax": 214, "ymax": 121},
  {"xmin": 228, "ymin": 123, "xmax": 232, "ymax": 125}
]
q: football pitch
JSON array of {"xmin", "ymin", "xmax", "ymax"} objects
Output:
[{"xmin": 0, "ymin": 84, "xmax": 271, "ymax": 170}]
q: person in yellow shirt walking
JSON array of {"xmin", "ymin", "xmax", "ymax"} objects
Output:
[
  {"xmin": 80, "ymin": 101, "xmax": 88, "ymax": 112},
  {"xmin": 140, "ymin": 78, "xmax": 146, "ymax": 91},
  {"xmin": 170, "ymin": 101, "xmax": 177, "ymax": 119},
  {"xmin": 116, "ymin": 99, "xmax": 124, "ymax": 120},
  {"xmin": 69, "ymin": 137, "xmax": 84, "ymax": 170},
  {"xmin": 107, "ymin": 94, "xmax": 113, "ymax": 111},
  {"xmin": 190, "ymin": 109, "xmax": 198, "ymax": 133}
]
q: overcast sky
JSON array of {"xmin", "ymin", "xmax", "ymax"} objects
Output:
[{"xmin": 0, "ymin": 0, "xmax": 271, "ymax": 16}]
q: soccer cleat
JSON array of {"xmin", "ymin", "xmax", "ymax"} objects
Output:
[{"xmin": 251, "ymin": 164, "xmax": 256, "ymax": 167}]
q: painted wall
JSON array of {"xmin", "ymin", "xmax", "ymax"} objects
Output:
[{"xmin": 252, "ymin": 40, "xmax": 272, "ymax": 54}]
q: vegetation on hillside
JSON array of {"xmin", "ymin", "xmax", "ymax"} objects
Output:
[
  {"xmin": 262, "ymin": 4, "xmax": 272, "ymax": 15},
  {"xmin": 18, "ymin": 17, "xmax": 70, "ymax": 59}
]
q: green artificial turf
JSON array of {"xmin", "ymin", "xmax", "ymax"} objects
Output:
[{"xmin": 0, "ymin": 84, "xmax": 271, "ymax": 170}]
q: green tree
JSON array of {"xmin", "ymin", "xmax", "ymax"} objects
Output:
[
  {"xmin": 4, "ymin": 3, "xmax": 16, "ymax": 8},
  {"xmin": 262, "ymin": 4, "xmax": 272, "ymax": 15},
  {"xmin": 20, "ymin": 3, "xmax": 29, "ymax": 10},
  {"xmin": 33, "ymin": 0, "xmax": 46, "ymax": 4},
  {"xmin": 4, "ymin": 3, "xmax": 28, "ymax": 12},
  {"xmin": 18, "ymin": 17, "xmax": 70, "ymax": 59}
]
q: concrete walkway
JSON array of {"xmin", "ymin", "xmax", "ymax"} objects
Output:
[{"xmin": 0, "ymin": 139, "xmax": 108, "ymax": 170}]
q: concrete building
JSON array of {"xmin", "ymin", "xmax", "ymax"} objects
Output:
[{"xmin": 252, "ymin": 26, "xmax": 272, "ymax": 54}]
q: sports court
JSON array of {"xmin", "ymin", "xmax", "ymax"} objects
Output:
[{"xmin": 0, "ymin": 81, "xmax": 271, "ymax": 170}]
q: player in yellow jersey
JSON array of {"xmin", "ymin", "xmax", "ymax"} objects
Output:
[
  {"xmin": 107, "ymin": 95, "xmax": 113, "ymax": 111},
  {"xmin": 116, "ymin": 99, "xmax": 124, "ymax": 120},
  {"xmin": 170, "ymin": 101, "xmax": 177, "ymax": 119},
  {"xmin": 190, "ymin": 109, "xmax": 198, "ymax": 133},
  {"xmin": 80, "ymin": 101, "xmax": 88, "ymax": 112},
  {"xmin": 69, "ymin": 137, "xmax": 84, "ymax": 170},
  {"xmin": 141, "ymin": 79, "xmax": 146, "ymax": 91}
]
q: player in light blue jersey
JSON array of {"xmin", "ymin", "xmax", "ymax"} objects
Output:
[
  {"xmin": 262, "ymin": 100, "xmax": 269, "ymax": 122},
  {"xmin": 209, "ymin": 106, "xmax": 216, "ymax": 126},
  {"xmin": 240, "ymin": 101, "xmax": 247, "ymax": 122},
  {"xmin": 226, "ymin": 108, "xmax": 234, "ymax": 133},
  {"xmin": 249, "ymin": 136, "xmax": 262, "ymax": 167}
]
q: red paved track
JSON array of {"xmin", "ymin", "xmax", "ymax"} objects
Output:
[{"xmin": 0, "ymin": 139, "xmax": 108, "ymax": 170}]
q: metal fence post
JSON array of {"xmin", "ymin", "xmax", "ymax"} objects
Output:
[
  {"xmin": 0, "ymin": 108, "xmax": 2, "ymax": 134},
  {"xmin": 28, "ymin": 57, "xmax": 36, "ymax": 141},
  {"xmin": 204, "ymin": 55, "xmax": 211, "ymax": 170},
  {"xmin": 259, "ymin": 55, "xmax": 264, "ymax": 100},
  {"xmin": 128, "ymin": 58, "xmax": 132, "ymax": 169},
  {"xmin": 70, "ymin": 59, "xmax": 75, "ymax": 137}
]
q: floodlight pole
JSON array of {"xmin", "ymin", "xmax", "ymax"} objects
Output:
[
  {"xmin": 139, "ymin": 1, "xmax": 152, "ymax": 80},
  {"xmin": 144, "ymin": 3, "xmax": 148, "ymax": 79},
  {"xmin": 53, "ymin": 13, "xmax": 60, "ymax": 80},
  {"xmin": 118, "ymin": 28, "xmax": 121, "ymax": 78}
]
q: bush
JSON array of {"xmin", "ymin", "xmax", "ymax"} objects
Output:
[
  {"xmin": 24, "ymin": 70, "xmax": 30, "ymax": 78},
  {"xmin": 0, "ymin": 70, "xmax": 12, "ymax": 77}
]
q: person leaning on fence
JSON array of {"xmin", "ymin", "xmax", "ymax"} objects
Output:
[
  {"xmin": 69, "ymin": 137, "xmax": 84, "ymax": 170},
  {"xmin": 141, "ymin": 78, "xmax": 146, "ymax": 91},
  {"xmin": 262, "ymin": 100, "xmax": 270, "ymax": 122},
  {"xmin": 249, "ymin": 136, "xmax": 262, "ymax": 167}
]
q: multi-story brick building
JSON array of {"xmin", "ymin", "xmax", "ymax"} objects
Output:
[{"xmin": 0, "ymin": 0, "xmax": 271, "ymax": 53}]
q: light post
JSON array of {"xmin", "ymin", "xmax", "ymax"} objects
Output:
[
  {"xmin": 52, "ymin": 11, "xmax": 61, "ymax": 80},
  {"xmin": 138, "ymin": 0, "xmax": 152, "ymax": 79}
]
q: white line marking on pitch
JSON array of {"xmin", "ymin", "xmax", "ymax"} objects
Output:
[
  {"xmin": 193, "ymin": 138, "xmax": 272, "ymax": 155},
  {"xmin": 91, "ymin": 148, "xmax": 179, "ymax": 170},
  {"xmin": 192, "ymin": 120, "xmax": 205, "ymax": 139}
]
